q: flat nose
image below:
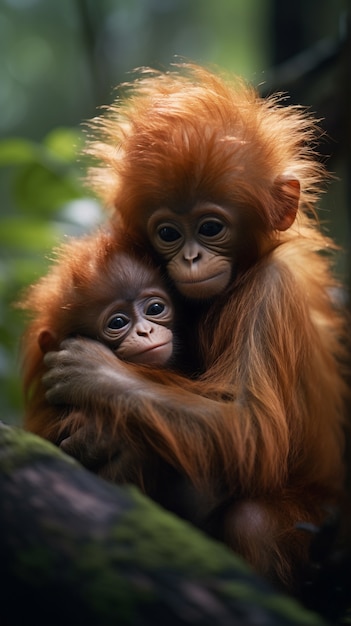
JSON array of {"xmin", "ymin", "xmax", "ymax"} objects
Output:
[
  {"xmin": 135, "ymin": 321, "xmax": 153, "ymax": 336},
  {"xmin": 183, "ymin": 242, "xmax": 201, "ymax": 264}
]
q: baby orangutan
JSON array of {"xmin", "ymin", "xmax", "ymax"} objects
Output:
[{"xmin": 18, "ymin": 229, "xmax": 182, "ymax": 489}]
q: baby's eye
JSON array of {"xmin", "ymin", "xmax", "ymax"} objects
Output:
[
  {"xmin": 199, "ymin": 221, "xmax": 224, "ymax": 237},
  {"xmin": 146, "ymin": 302, "xmax": 165, "ymax": 316},
  {"xmin": 158, "ymin": 226, "xmax": 181, "ymax": 242},
  {"xmin": 107, "ymin": 315, "xmax": 129, "ymax": 330}
]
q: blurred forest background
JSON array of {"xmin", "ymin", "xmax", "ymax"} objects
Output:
[{"xmin": 0, "ymin": 0, "xmax": 350, "ymax": 425}]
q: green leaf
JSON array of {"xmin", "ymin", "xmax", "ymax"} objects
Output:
[
  {"xmin": 43, "ymin": 127, "xmax": 83, "ymax": 162},
  {"xmin": 0, "ymin": 138, "xmax": 41, "ymax": 166},
  {"xmin": 0, "ymin": 216, "xmax": 60, "ymax": 252},
  {"xmin": 13, "ymin": 163, "xmax": 82, "ymax": 215}
]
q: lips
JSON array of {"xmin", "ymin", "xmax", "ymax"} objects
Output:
[
  {"xmin": 176, "ymin": 269, "xmax": 231, "ymax": 300},
  {"xmin": 134, "ymin": 342, "xmax": 169, "ymax": 356},
  {"xmin": 128, "ymin": 340, "xmax": 173, "ymax": 366},
  {"xmin": 177, "ymin": 272, "xmax": 223, "ymax": 285}
]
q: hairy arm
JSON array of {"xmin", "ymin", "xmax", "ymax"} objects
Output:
[
  {"xmin": 43, "ymin": 338, "xmax": 235, "ymax": 490},
  {"xmin": 43, "ymin": 338, "xmax": 219, "ymax": 415},
  {"xmin": 42, "ymin": 256, "xmax": 344, "ymax": 493}
]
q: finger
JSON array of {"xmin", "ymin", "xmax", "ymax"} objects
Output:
[
  {"xmin": 45, "ymin": 385, "xmax": 63, "ymax": 404},
  {"xmin": 60, "ymin": 336, "xmax": 97, "ymax": 351},
  {"xmin": 42, "ymin": 370, "xmax": 53, "ymax": 388},
  {"xmin": 59, "ymin": 337, "xmax": 83, "ymax": 350},
  {"xmin": 43, "ymin": 350, "xmax": 67, "ymax": 368},
  {"xmin": 60, "ymin": 428, "xmax": 117, "ymax": 467},
  {"xmin": 42, "ymin": 368, "xmax": 64, "ymax": 388}
]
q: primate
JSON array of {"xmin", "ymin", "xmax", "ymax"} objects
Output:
[
  {"xmin": 20, "ymin": 229, "xmax": 220, "ymax": 521},
  {"xmin": 35, "ymin": 64, "xmax": 348, "ymax": 591},
  {"xmin": 19, "ymin": 230, "xmax": 186, "ymax": 492}
]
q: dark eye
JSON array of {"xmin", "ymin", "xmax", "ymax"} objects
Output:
[
  {"xmin": 199, "ymin": 221, "xmax": 224, "ymax": 237},
  {"xmin": 146, "ymin": 302, "xmax": 165, "ymax": 316},
  {"xmin": 107, "ymin": 315, "xmax": 129, "ymax": 330},
  {"xmin": 158, "ymin": 226, "xmax": 181, "ymax": 242}
]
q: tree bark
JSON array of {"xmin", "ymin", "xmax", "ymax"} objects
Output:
[{"xmin": 0, "ymin": 422, "xmax": 326, "ymax": 626}]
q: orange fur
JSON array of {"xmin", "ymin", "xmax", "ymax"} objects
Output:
[
  {"xmin": 18, "ymin": 229, "xmax": 171, "ymax": 442},
  {"xmin": 22, "ymin": 64, "xmax": 349, "ymax": 590},
  {"xmin": 83, "ymin": 64, "xmax": 348, "ymax": 587},
  {"xmin": 86, "ymin": 64, "xmax": 325, "ymax": 237}
]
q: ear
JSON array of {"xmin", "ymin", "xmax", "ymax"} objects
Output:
[
  {"xmin": 271, "ymin": 175, "xmax": 300, "ymax": 231},
  {"xmin": 38, "ymin": 329, "xmax": 58, "ymax": 354}
]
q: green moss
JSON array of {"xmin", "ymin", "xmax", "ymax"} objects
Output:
[
  {"xmin": 77, "ymin": 549, "xmax": 135, "ymax": 621},
  {"xmin": 112, "ymin": 489, "xmax": 326, "ymax": 625},
  {"xmin": 112, "ymin": 487, "xmax": 247, "ymax": 576},
  {"xmin": 0, "ymin": 423, "xmax": 77, "ymax": 472}
]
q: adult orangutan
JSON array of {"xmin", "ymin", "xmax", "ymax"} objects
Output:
[{"xmin": 38, "ymin": 64, "xmax": 348, "ymax": 591}]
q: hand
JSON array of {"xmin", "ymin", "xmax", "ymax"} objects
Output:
[
  {"xmin": 60, "ymin": 422, "xmax": 122, "ymax": 468},
  {"xmin": 43, "ymin": 337, "xmax": 129, "ymax": 408}
]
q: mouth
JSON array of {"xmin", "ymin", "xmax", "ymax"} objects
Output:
[
  {"xmin": 134, "ymin": 342, "xmax": 169, "ymax": 356},
  {"xmin": 177, "ymin": 272, "xmax": 223, "ymax": 285},
  {"xmin": 176, "ymin": 270, "xmax": 231, "ymax": 299},
  {"xmin": 127, "ymin": 339, "xmax": 173, "ymax": 366}
]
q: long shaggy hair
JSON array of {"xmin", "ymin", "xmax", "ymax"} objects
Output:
[{"xmin": 20, "ymin": 63, "xmax": 349, "ymax": 589}]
